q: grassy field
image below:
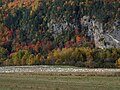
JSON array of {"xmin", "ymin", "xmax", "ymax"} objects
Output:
[{"xmin": 0, "ymin": 73, "xmax": 120, "ymax": 90}]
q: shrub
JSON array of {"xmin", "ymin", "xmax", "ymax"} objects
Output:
[
  {"xmin": 116, "ymin": 58, "xmax": 120, "ymax": 68},
  {"xmin": 7, "ymin": 50, "xmax": 31, "ymax": 65},
  {"xmin": 75, "ymin": 61, "xmax": 85, "ymax": 67},
  {"xmin": 46, "ymin": 47, "xmax": 120, "ymax": 68},
  {"xmin": 0, "ymin": 47, "xmax": 7, "ymax": 61},
  {"xmin": 27, "ymin": 54, "xmax": 35, "ymax": 65},
  {"xmin": 1, "ymin": 47, "xmax": 119, "ymax": 68},
  {"xmin": 33, "ymin": 54, "xmax": 41, "ymax": 65},
  {"xmin": 3, "ymin": 59, "xmax": 11, "ymax": 66}
]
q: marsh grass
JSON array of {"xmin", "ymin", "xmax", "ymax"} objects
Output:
[{"xmin": 0, "ymin": 72, "xmax": 120, "ymax": 90}]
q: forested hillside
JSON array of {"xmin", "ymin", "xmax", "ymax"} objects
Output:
[{"xmin": 0, "ymin": 0, "xmax": 120, "ymax": 67}]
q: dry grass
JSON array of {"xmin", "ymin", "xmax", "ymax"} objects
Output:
[{"xmin": 0, "ymin": 72, "xmax": 120, "ymax": 90}]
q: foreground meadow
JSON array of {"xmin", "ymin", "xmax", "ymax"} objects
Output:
[{"xmin": 0, "ymin": 72, "xmax": 120, "ymax": 90}]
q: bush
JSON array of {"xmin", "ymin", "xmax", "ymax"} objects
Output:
[
  {"xmin": 116, "ymin": 58, "xmax": 120, "ymax": 68},
  {"xmin": 1, "ymin": 48, "xmax": 120, "ymax": 68},
  {"xmin": 0, "ymin": 47, "xmax": 8, "ymax": 61},
  {"xmin": 48, "ymin": 47, "xmax": 120, "ymax": 68},
  {"xmin": 75, "ymin": 61, "xmax": 85, "ymax": 67}
]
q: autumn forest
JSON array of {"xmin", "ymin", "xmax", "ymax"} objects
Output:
[{"xmin": 0, "ymin": 0, "xmax": 120, "ymax": 67}]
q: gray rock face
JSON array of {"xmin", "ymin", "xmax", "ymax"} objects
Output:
[
  {"xmin": 48, "ymin": 16, "xmax": 120, "ymax": 49},
  {"xmin": 79, "ymin": 16, "xmax": 120, "ymax": 49},
  {"xmin": 89, "ymin": 20, "xmax": 120, "ymax": 49},
  {"xmin": 48, "ymin": 21, "xmax": 75, "ymax": 38}
]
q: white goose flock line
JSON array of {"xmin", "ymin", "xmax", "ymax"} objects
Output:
[{"xmin": 0, "ymin": 66, "xmax": 120, "ymax": 73}]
